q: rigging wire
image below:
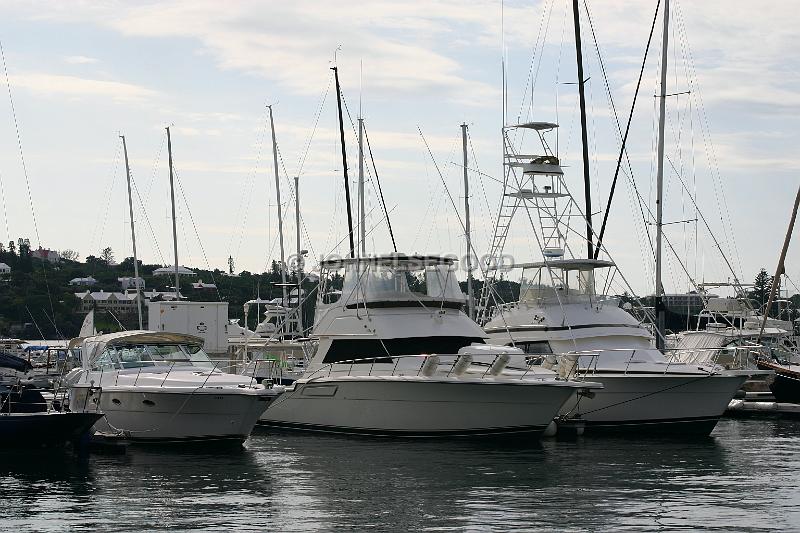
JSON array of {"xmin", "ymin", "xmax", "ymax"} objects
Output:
[
  {"xmin": 0, "ymin": 169, "xmax": 8, "ymax": 243},
  {"xmin": 229, "ymin": 104, "xmax": 270, "ymax": 264},
  {"xmin": 673, "ymin": 0, "xmax": 743, "ymax": 280},
  {"xmin": 589, "ymin": 0, "xmax": 661, "ymax": 260},
  {"xmin": 172, "ymin": 166, "xmax": 222, "ymax": 301},
  {"xmin": 2, "ymin": 40, "xmax": 60, "ymax": 334},
  {"xmin": 90, "ymin": 141, "xmax": 121, "ymax": 256},
  {"xmin": 129, "ymin": 165, "xmax": 166, "ymax": 265},
  {"xmin": 363, "ymin": 124, "xmax": 397, "ymax": 252}
]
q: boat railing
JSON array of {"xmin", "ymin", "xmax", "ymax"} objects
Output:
[
  {"xmin": 554, "ymin": 345, "xmax": 766, "ymax": 380},
  {"xmin": 303, "ymin": 353, "xmax": 572, "ymax": 382},
  {"xmin": 663, "ymin": 344, "xmax": 769, "ymax": 370}
]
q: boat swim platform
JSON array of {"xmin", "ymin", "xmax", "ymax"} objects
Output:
[{"xmin": 726, "ymin": 399, "xmax": 800, "ymax": 419}]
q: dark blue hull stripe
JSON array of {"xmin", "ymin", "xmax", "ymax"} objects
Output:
[{"xmin": 258, "ymin": 421, "xmax": 548, "ymax": 438}]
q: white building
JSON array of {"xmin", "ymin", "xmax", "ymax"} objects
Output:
[
  {"xmin": 119, "ymin": 276, "xmax": 145, "ymax": 290},
  {"xmin": 75, "ymin": 289, "xmax": 184, "ymax": 312},
  {"xmin": 0, "ymin": 263, "xmax": 10, "ymax": 274},
  {"xmin": 32, "ymin": 247, "xmax": 60, "ymax": 263},
  {"xmin": 74, "ymin": 290, "xmax": 139, "ymax": 313}
]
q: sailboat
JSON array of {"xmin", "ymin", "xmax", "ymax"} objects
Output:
[
  {"xmin": 228, "ymin": 106, "xmax": 310, "ymax": 386},
  {"xmin": 754, "ymin": 184, "xmax": 800, "ymax": 402}
]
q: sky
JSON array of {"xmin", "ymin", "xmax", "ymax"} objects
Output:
[{"xmin": 0, "ymin": 0, "xmax": 798, "ymax": 298}]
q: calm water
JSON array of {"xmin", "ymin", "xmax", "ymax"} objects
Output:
[{"xmin": 1, "ymin": 418, "xmax": 799, "ymax": 532}]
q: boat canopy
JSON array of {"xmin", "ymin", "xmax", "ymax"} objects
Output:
[
  {"xmin": 490, "ymin": 258, "xmax": 615, "ymax": 272},
  {"xmin": 0, "ymin": 351, "xmax": 32, "ymax": 373},
  {"xmin": 511, "ymin": 122, "xmax": 559, "ymax": 131},
  {"xmin": 78, "ymin": 330, "xmax": 205, "ymax": 366},
  {"xmin": 320, "ymin": 254, "xmax": 455, "ymax": 270}
]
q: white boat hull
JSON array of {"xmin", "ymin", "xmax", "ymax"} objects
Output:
[
  {"xmin": 557, "ymin": 372, "xmax": 748, "ymax": 434},
  {"xmin": 71, "ymin": 385, "xmax": 274, "ymax": 443},
  {"xmin": 260, "ymin": 377, "xmax": 581, "ymax": 438}
]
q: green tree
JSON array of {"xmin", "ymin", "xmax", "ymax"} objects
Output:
[
  {"xmin": 100, "ymin": 247, "xmax": 115, "ymax": 265},
  {"xmin": 750, "ymin": 268, "xmax": 773, "ymax": 311}
]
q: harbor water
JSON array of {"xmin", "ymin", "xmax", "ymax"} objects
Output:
[{"xmin": 1, "ymin": 418, "xmax": 798, "ymax": 531}]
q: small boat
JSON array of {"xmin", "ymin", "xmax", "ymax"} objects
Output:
[
  {"xmin": 0, "ymin": 352, "xmax": 101, "ymax": 447},
  {"xmin": 66, "ymin": 330, "xmax": 282, "ymax": 444},
  {"xmin": 756, "ymin": 359, "xmax": 800, "ymax": 404}
]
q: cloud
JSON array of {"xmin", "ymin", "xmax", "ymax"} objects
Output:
[
  {"xmin": 14, "ymin": 0, "xmax": 503, "ymax": 105},
  {"xmin": 10, "ymin": 72, "xmax": 157, "ymax": 101},
  {"xmin": 64, "ymin": 55, "xmax": 98, "ymax": 64}
]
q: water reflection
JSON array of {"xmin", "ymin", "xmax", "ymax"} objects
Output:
[{"xmin": 0, "ymin": 419, "xmax": 798, "ymax": 531}]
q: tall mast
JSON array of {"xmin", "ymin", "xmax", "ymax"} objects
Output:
[
  {"xmin": 332, "ymin": 66, "xmax": 356, "ymax": 258},
  {"xmin": 166, "ymin": 126, "xmax": 180, "ymax": 299},
  {"xmin": 461, "ymin": 123, "xmax": 475, "ymax": 320},
  {"xmin": 268, "ymin": 105, "xmax": 288, "ymax": 313},
  {"xmin": 295, "ymin": 175, "xmax": 303, "ymax": 334},
  {"xmin": 120, "ymin": 135, "xmax": 143, "ymax": 329},
  {"xmin": 758, "ymin": 184, "xmax": 800, "ymax": 342},
  {"xmin": 358, "ymin": 117, "xmax": 366, "ymax": 256},
  {"xmin": 572, "ymin": 0, "xmax": 594, "ymax": 259},
  {"xmin": 654, "ymin": 0, "xmax": 670, "ymax": 349}
]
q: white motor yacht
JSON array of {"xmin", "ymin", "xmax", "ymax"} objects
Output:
[
  {"xmin": 483, "ymin": 260, "xmax": 757, "ymax": 435},
  {"xmin": 479, "ymin": 122, "xmax": 762, "ymax": 435},
  {"xmin": 66, "ymin": 331, "xmax": 282, "ymax": 444},
  {"xmin": 260, "ymin": 254, "xmax": 600, "ymax": 438}
]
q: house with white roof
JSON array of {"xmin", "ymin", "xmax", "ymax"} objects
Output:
[
  {"xmin": 0, "ymin": 263, "xmax": 10, "ymax": 275},
  {"xmin": 153, "ymin": 266, "xmax": 196, "ymax": 277},
  {"xmin": 69, "ymin": 276, "xmax": 98, "ymax": 287}
]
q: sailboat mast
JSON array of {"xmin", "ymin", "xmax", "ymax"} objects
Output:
[
  {"xmin": 332, "ymin": 66, "xmax": 356, "ymax": 258},
  {"xmin": 461, "ymin": 123, "xmax": 475, "ymax": 320},
  {"xmin": 358, "ymin": 117, "xmax": 366, "ymax": 256},
  {"xmin": 166, "ymin": 126, "xmax": 180, "ymax": 299},
  {"xmin": 120, "ymin": 135, "xmax": 143, "ymax": 329},
  {"xmin": 758, "ymin": 184, "xmax": 800, "ymax": 342},
  {"xmin": 268, "ymin": 106, "xmax": 288, "ymax": 311},
  {"xmin": 654, "ymin": 0, "xmax": 670, "ymax": 349},
  {"xmin": 295, "ymin": 175, "xmax": 303, "ymax": 334},
  {"xmin": 572, "ymin": 0, "xmax": 594, "ymax": 260}
]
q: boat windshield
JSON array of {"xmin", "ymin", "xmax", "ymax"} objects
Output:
[
  {"xmin": 91, "ymin": 343, "xmax": 213, "ymax": 371},
  {"xmin": 337, "ymin": 263, "xmax": 465, "ymax": 305},
  {"xmin": 519, "ymin": 266, "xmax": 599, "ymax": 302}
]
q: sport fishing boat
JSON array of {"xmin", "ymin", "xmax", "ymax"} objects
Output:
[
  {"xmin": 66, "ymin": 331, "xmax": 282, "ymax": 444},
  {"xmin": 478, "ymin": 119, "xmax": 759, "ymax": 435},
  {"xmin": 260, "ymin": 254, "xmax": 600, "ymax": 438}
]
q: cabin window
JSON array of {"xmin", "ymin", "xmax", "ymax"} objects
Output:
[
  {"xmin": 512, "ymin": 341, "xmax": 553, "ymax": 355},
  {"xmin": 323, "ymin": 336, "xmax": 484, "ymax": 364},
  {"xmin": 336, "ymin": 263, "xmax": 466, "ymax": 306}
]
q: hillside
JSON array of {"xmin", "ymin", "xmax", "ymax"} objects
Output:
[{"xmin": 0, "ymin": 240, "xmax": 297, "ymax": 339}]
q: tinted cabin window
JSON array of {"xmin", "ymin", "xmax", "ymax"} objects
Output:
[
  {"xmin": 512, "ymin": 341, "xmax": 553, "ymax": 355},
  {"xmin": 323, "ymin": 336, "xmax": 484, "ymax": 364}
]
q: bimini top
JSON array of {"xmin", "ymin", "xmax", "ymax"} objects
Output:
[
  {"xmin": 491, "ymin": 258, "xmax": 616, "ymax": 271},
  {"xmin": 79, "ymin": 330, "xmax": 205, "ymax": 366},
  {"xmin": 82, "ymin": 330, "xmax": 205, "ymax": 346},
  {"xmin": 320, "ymin": 254, "xmax": 456, "ymax": 270}
]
